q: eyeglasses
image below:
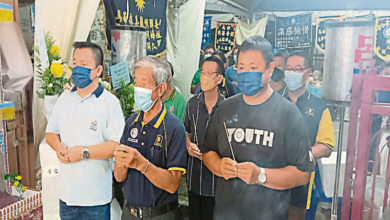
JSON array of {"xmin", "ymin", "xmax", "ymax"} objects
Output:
[
  {"xmin": 200, "ymin": 71, "xmax": 219, "ymax": 76},
  {"xmin": 285, "ymin": 67, "xmax": 308, "ymax": 72}
]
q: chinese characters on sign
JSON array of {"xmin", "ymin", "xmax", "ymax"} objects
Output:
[
  {"xmin": 89, "ymin": 7, "xmax": 106, "ymax": 52},
  {"xmin": 202, "ymin": 16, "xmax": 212, "ymax": 49},
  {"xmin": 374, "ymin": 17, "xmax": 390, "ymax": 61},
  {"xmin": 316, "ymin": 16, "xmax": 344, "ymax": 52},
  {"xmin": 104, "ymin": 0, "xmax": 168, "ymax": 56},
  {"xmin": 215, "ymin": 22, "xmax": 236, "ymax": 55},
  {"xmin": 275, "ymin": 14, "xmax": 312, "ymax": 48}
]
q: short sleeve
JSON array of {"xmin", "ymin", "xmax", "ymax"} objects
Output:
[
  {"xmin": 45, "ymin": 97, "xmax": 62, "ymax": 134},
  {"xmin": 285, "ymin": 106, "xmax": 314, "ymax": 172},
  {"xmin": 103, "ymin": 98, "xmax": 125, "ymax": 143},
  {"xmin": 191, "ymin": 69, "xmax": 201, "ymax": 86},
  {"xmin": 316, "ymin": 108, "xmax": 336, "ymax": 147},
  {"xmin": 167, "ymin": 122, "xmax": 188, "ymax": 175},
  {"xmin": 200, "ymin": 106, "xmax": 220, "ymax": 153},
  {"xmin": 183, "ymin": 101, "xmax": 191, "ymax": 133}
]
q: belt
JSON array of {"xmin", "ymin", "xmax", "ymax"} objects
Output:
[{"xmin": 125, "ymin": 201, "xmax": 178, "ymax": 218}]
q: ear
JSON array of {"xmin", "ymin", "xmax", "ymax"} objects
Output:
[
  {"xmin": 216, "ymin": 74, "xmax": 223, "ymax": 84},
  {"xmin": 96, "ymin": 65, "xmax": 104, "ymax": 78},
  {"xmin": 158, "ymin": 82, "xmax": 167, "ymax": 97},
  {"xmin": 266, "ymin": 61, "xmax": 275, "ymax": 77},
  {"xmin": 302, "ymin": 68, "xmax": 312, "ymax": 83}
]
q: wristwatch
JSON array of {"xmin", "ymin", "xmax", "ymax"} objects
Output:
[
  {"xmin": 258, "ymin": 167, "xmax": 267, "ymax": 185},
  {"xmin": 82, "ymin": 146, "xmax": 90, "ymax": 159}
]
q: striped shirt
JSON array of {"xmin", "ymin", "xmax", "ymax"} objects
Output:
[{"xmin": 184, "ymin": 91, "xmax": 224, "ymax": 196}]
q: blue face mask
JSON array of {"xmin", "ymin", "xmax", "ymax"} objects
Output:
[
  {"xmin": 236, "ymin": 72, "xmax": 263, "ymax": 96},
  {"xmin": 134, "ymin": 85, "xmax": 159, "ymax": 112},
  {"xmin": 72, "ymin": 66, "xmax": 94, "ymax": 89},
  {"xmin": 284, "ymin": 70, "xmax": 304, "ymax": 91}
]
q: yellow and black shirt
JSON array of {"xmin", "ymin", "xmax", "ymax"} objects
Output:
[{"xmin": 120, "ymin": 107, "xmax": 187, "ymax": 207}]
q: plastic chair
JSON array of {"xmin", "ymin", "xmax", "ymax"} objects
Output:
[{"xmin": 305, "ymin": 163, "xmax": 342, "ymax": 220}]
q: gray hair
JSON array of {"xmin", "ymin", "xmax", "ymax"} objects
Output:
[{"xmin": 134, "ymin": 56, "xmax": 170, "ymax": 85}]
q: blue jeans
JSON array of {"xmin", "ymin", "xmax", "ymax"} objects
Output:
[{"xmin": 60, "ymin": 200, "xmax": 110, "ymax": 220}]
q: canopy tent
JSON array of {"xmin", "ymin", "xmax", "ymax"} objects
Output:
[{"xmin": 206, "ymin": 0, "xmax": 390, "ymax": 15}]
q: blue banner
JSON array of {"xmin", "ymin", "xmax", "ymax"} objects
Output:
[
  {"xmin": 275, "ymin": 14, "xmax": 312, "ymax": 48},
  {"xmin": 215, "ymin": 22, "xmax": 236, "ymax": 55},
  {"xmin": 315, "ymin": 16, "xmax": 343, "ymax": 52},
  {"xmin": 103, "ymin": 0, "xmax": 168, "ymax": 56},
  {"xmin": 375, "ymin": 17, "xmax": 390, "ymax": 61},
  {"xmin": 202, "ymin": 16, "xmax": 212, "ymax": 49}
]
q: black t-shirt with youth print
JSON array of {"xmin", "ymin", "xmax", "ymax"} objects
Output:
[{"xmin": 201, "ymin": 92, "xmax": 314, "ymax": 220}]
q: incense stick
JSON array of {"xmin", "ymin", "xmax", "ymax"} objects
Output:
[{"xmin": 223, "ymin": 122, "xmax": 236, "ymax": 161}]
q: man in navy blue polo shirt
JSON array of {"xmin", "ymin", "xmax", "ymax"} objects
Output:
[{"xmin": 114, "ymin": 56, "xmax": 187, "ymax": 220}]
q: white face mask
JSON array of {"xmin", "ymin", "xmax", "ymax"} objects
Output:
[{"xmin": 284, "ymin": 70, "xmax": 304, "ymax": 91}]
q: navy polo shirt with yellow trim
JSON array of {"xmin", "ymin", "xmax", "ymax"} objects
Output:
[
  {"xmin": 120, "ymin": 106, "xmax": 187, "ymax": 207},
  {"xmin": 286, "ymin": 90, "xmax": 335, "ymax": 208}
]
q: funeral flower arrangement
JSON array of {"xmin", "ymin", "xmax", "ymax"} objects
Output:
[
  {"xmin": 4, "ymin": 173, "xmax": 27, "ymax": 198},
  {"xmin": 36, "ymin": 33, "xmax": 72, "ymax": 98}
]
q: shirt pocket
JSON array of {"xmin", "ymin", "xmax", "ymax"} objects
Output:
[{"xmin": 150, "ymin": 144, "xmax": 166, "ymax": 167}]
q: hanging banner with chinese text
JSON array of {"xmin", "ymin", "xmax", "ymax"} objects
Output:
[
  {"xmin": 375, "ymin": 17, "xmax": 390, "ymax": 61},
  {"xmin": 275, "ymin": 14, "xmax": 312, "ymax": 48},
  {"xmin": 201, "ymin": 16, "xmax": 212, "ymax": 49},
  {"xmin": 315, "ymin": 16, "xmax": 343, "ymax": 52},
  {"xmin": 215, "ymin": 22, "xmax": 236, "ymax": 55},
  {"xmin": 103, "ymin": 0, "xmax": 168, "ymax": 56}
]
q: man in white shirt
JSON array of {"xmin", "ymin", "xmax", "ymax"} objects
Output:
[{"xmin": 45, "ymin": 41, "xmax": 125, "ymax": 220}]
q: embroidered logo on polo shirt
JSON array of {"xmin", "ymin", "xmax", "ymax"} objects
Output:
[
  {"xmin": 130, "ymin": 128, "xmax": 138, "ymax": 138},
  {"xmin": 170, "ymin": 105, "xmax": 174, "ymax": 112},
  {"xmin": 154, "ymin": 135, "xmax": 163, "ymax": 147},
  {"xmin": 89, "ymin": 120, "xmax": 98, "ymax": 131},
  {"xmin": 305, "ymin": 107, "xmax": 315, "ymax": 117},
  {"xmin": 128, "ymin": 128, "xmax": 139, "ymax": 143}
]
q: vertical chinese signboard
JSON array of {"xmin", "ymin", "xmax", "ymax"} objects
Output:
[
  {"xmin": 374, "ymin": 17, "xmax": 390, "ymax": 61},
  {"xmin": 201, "ymin": 16, "xmax": 212, "ymax": 49},
  {"xmin": 104, "ymin": 0, "xmax": 168, "ymax": 56},
  {"xmin": 275, "ymin": 14, "xmax": 312, "ymax": 48},
  {"xmin": 315, "ymin": 16, "xmax": 343, "ymax": 52},
  {"xmin": 215, "ymin": 22, "xmax": 236, "ymax": 55}
]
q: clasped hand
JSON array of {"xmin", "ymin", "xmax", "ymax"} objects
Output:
[{"xmin": 220, "ymin": 157, "xmax": 261, "ymax": 184}]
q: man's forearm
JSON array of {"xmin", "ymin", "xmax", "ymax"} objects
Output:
[
  {"xmin": 143, "ymin": 162, "xmax": 183, "ymax": 194},
  {"xmin": 264, "ymin": 166, "xmax": 311, "ymax": 190},
  {"xmin": 88, "ymin": 140, "xmax": 119, "ymax": 159},
  {"xmin": 46, "ymin": 132, "xmax": 61, "ymax": 151},
  {"xmin": 114, "ymin": 164, "xmax": 128, "ymax": 182},
  {"xmin": 312, "ymin": 143, "xmax": 332, "ymax": 159},
  {"xmin": 203, "ymin": 151, "xmax": 223, "ymax": 177}
]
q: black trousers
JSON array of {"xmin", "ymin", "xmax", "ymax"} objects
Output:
[
  {"xmin": 121, "ymin": 205, "xmax": 182, "ymax": 220},
  {"xmin": 188, "ymin": 191, "xmax": 215, "ymax": 220}
]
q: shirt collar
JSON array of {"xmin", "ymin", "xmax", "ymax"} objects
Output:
[
  {"xmin": 198, "ymin": 89, "xmax": 225, "ymax": 105},
  {"xmin": 71, "ymin": 83, "xmax": 104, "ymax": 98},
  {"xmin": 133, "ymin": 106, "xmax": 167, "ymax": 129},
  {"xmin": 167, "ymin": 87, "xmax": 177, "ymax": 101}
]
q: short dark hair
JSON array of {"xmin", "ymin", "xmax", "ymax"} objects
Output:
[
  {"xmin": 238, "ymin": 36, "xmax": 274, "ymax": 68},
  {"xmin": 202, "ymin": 56, "xmax": 224, "ymax": 75},
  {"xmin": 204, "ymin": 44, "xmax": 215, "ymax": 51},
  {"xmin": 274, "ymin": 48, "xmax": 289, "ymax": 61},
  {"xmin": 288, "ymin": 50, "xmax": 312, "ymax": 69},
  {"xmin": 212, "ymin": 50, "xmax": 227, "ymax": 64},
  {"xmin": 73, "ymin": 41, "xmax": 104, "ymax": 66}
]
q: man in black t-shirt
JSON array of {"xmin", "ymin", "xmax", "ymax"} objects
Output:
[{"xmin": 201, "ymin": 36, "xmax": 314, "ymax": 220}]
